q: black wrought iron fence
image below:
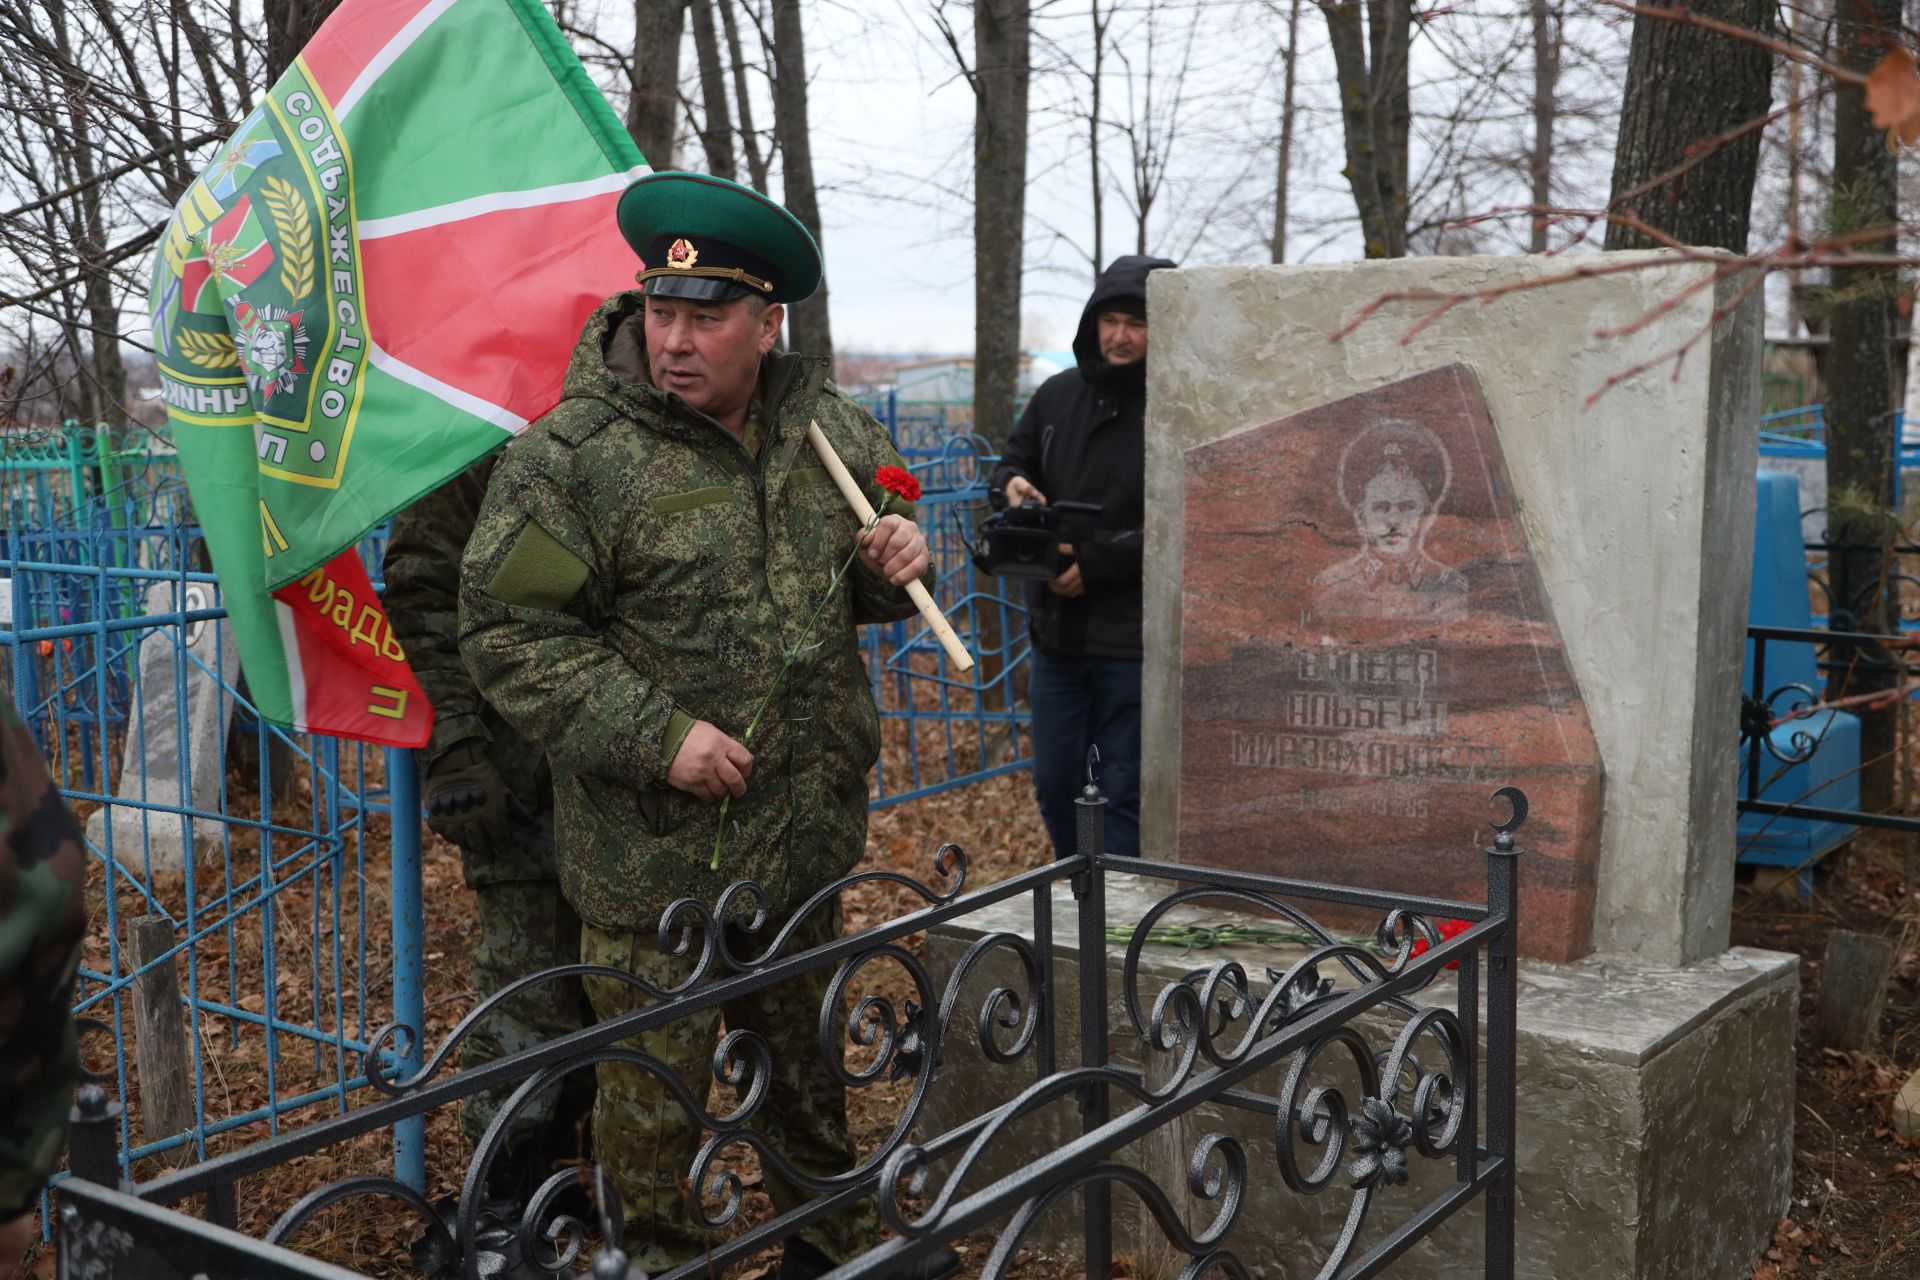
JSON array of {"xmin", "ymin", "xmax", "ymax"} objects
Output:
[
  {"xmin": 1741, "ymin": 623, "xmax": 1918, "ymax": 834},
  {"xmin": 56, "ymin": 786, "xmax": 1524, "ymax": 1280}
]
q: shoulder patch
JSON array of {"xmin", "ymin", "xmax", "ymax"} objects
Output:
[{"xmin": 486, "ymin": 519, "xmax": 590, "ymax": 611}]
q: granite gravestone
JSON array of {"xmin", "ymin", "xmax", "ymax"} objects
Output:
[
  {"xmin": 86, "ymin": 582, "xmax": 238, "ymax": 872},
  {"xmin": 1179, "ymin": 363, "xmax": 1603, "ymax": 961}
]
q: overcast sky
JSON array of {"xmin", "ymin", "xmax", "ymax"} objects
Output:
[
  {"xmin": 709, "ymin": 0, "xmax": 1630, "ymax": 353},
  {"xmin": 0, "ymin": 0, "xmax": 1677, "ymax": 370},
  {"xmin": 569, "ymin": 0, "xmax": 1638, "ymax": 355}
]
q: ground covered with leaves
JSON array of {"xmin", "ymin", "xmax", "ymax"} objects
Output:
[
  {"xmin": 21, "ymin": 747, "xmax": 1920, "ymax": 1280},
  {"xmin": 15, "ymin": 748, "xmax": 1088, "ymax": 1280},
  {"xmin": 1734, "ymin": 837, "xmax": 1920, "ymax": 1279}
]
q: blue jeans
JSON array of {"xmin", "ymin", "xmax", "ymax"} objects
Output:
[{"xmin": 1028, "ymin": 649, "xmax": 1142, "ymax": 857}]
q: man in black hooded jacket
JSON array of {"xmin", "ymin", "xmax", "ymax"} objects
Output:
[{"xmin": 992, "ymin": 254, "xmax": 1175, "ymax": 856}]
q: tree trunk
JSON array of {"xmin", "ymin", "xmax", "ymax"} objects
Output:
[
  {"xmin": 265, "ymin": 0, "xmax": 339, "ymax": 84},
  {"xmin": 1603, "ymin": 0, "xmax": 1770, "ymax": 252},
  {"xmin": 690, "ymin": 0, "xmax": 737, "ymax": 180},
  {"xmin": 1529, "ymin": 0, "xmax": 1558, "ymax": 253},
  {"xmin": 82, "ymin": 195, "xmax": 125, "ymax": 427},
  {"xmin": 1272, "ymin": 0, "xmax": 1302, "ymax": 263},
  {"xmin": 1824, "ymin": 0, "xmax": 1905, "ymax": 810},
  {"xmin": 629, "ymin": 0, "xmax": 689, "ymax": 169},
  {"xmin": 770, "ymin": 0, "xmax": 830, "ymax": 360},
  {"xmin": 1785, "ymin": 4, "xmax": 1804, "ymax": 248},
  {"xmin": 1089, "ymin": 1, "xmax": 1108, "ymax": 279},
  {"xmin": 973, "ymin": 0, "xmax": 1030, "ymax": 452},
  {"xmin": 1371, "ymin": 0, "xmax": 1410, "ymax": 252},
  {"xmin": 1316, "ymin": 0, "xmax": 1408, "ymax": 258},
  {"xmin": 719, "ymin": 0, "xmax": 771, "ymax": 192},
  {"xmin": 49, "ymin": 0, "xmax": 123, "ymax": 429}
]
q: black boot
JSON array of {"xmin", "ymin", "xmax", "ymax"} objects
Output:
[
  {"xmin": 407, "ymin": 1191, "xmax": 551, "ymax": 1280},
  {"xmin": 778, "ymin": 1236, "xmax": 962, "ymax": 1280}
]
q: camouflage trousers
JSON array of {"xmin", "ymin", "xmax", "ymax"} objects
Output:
[
  {"xmin": 579, "ymin": 899, "xmax": 878, "ymax": 1273},
  {"xmin": 460, "ymin": 876, "xmax": 597, "ymax": 1195}
]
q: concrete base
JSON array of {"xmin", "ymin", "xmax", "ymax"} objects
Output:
[{"xmin": 919, "ymin": 875, "xmax": 1796, "ymax": 1279}]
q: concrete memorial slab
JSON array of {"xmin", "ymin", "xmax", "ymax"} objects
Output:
[
  {"xmin": 1178, "ymin": 365, "xmax": 1603, "ymax": 961},
  {"xmin": 1145, "ymin": 251, "xmax": 1761, "ymax": 967},
  {"xmin": 85, "ymin": 582, "xmax": 239, "ymax": 872}
]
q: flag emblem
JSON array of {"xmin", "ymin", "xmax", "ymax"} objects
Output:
[
  {"xmin": 206, "ymin": 110, "xmax": 284, "ymax": 200},
  {"xmin": 147, "ymin": 0, "xmax": 649, "ymax": 746},
  {"xmin": 182, "ymin": 195, "xmax": 278, "ymax": 310},
  {"xmin": 232, "ymin": 300, "xmax": 309, "ymax": 400}
]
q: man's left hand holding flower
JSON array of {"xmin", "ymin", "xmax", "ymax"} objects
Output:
[{"xmin": 859, "ymin": 514, "xmax": 929, "ymax": 586}]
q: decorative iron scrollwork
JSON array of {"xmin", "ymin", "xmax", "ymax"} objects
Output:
[
  {"xmin": 67, "ymin": 799, "xmax": 1521, "ymax": 1280},
  {"xmin": 1739, "ymin": 682, "xmax": 1826, "ymax": 766}
]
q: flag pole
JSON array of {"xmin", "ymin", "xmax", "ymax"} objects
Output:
[{"xmin": 806, "ymin": 421, "xmax": 975, "ymax": 673}]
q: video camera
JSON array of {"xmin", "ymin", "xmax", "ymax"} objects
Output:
[{"xmin": 969, "ymin": 495, "xmax": 1104, "ymax": 581}]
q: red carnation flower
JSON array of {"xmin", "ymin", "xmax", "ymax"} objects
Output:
[
  {"xmin": 1408, "ymin": 917, "xmax": 1473, "ymax": 970},
  {"xmin": 874, "ymin": 465, "xmax": 921, "ymax": 504}
]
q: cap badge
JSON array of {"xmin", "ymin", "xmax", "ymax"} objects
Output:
[{"xmin": 667, "ymin": 238, "xmax": 699, "ymax": 269}]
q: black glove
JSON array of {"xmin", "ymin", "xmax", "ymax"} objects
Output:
[{"xmin": 424, "ymin": 738, "xmax": 506, "ymax": 857}]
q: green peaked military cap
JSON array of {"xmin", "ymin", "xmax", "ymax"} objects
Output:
[{"xmin": 617, "ymin": 170, "xmax": 823, "ymax": 305}]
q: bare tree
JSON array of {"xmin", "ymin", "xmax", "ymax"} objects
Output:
[
  {"xmin": 629, "ymin": 0, "xmax": 689, "ymax": 168},
  {"xmin": 266, "ymin": 1, "xmax": 342, "ymax": 85},
  {"xmin": 1825, "ymin": 0, "xmax": 1905, "ymax": 808},
  {"xmin": 719, "ymin": 0, "xmax": 773, "ymax": 191},
  {"xmin": 1107, "ymin": 0, "xmax": 1202, "ymax": 256},
  {"xmin": 769, "ymin": 0, "xmax": 830, "ymax": 359},
  {"xmin": 1316, "ymin": 0, "xmax": 1411, "ymax": 258},
  {"xmin": 1529, "ymin": 0, "xmax": 1560, "ymax": 252},
  {"xmin": 0, "ymin": 0, "xmax": 246, "ymax": 433},
  {"xmin": 1272, "ymin": 0, "xmax": 1303, "ymax": 264},
  {"xmin": 689, "ymin": 0, "xmax": 737, "ymax": 179},
  {"xmin": 975, "ymin": 0, "xmax": 1029, "ymax": 447},
  {"xmin": 1088, "ymin": 0, "xmax": 1117, "ymax": 276},
  {"xmin": 934, "ymin": 0, "xmax": 1030, "ymax": 451},
  {"xmin": 1604, "ymin": 0, "xmax": 1771, "ymax": 251}
]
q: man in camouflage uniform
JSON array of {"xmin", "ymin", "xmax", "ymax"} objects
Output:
[
  {"xmin": 1, "ymin": 685, "xmax": 86, "ymax": 1272},
  {"xmin": 459, "ymin": 172, "xmax": 950, "ymax": 1280},
  {"xmin": 383, "ymin": 462, "xmax": 595, "ymax": 1206}
]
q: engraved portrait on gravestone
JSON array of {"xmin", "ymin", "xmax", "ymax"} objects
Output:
[{"xmin": 1311, "ymin": 418, "xmax": 1468, "ymax": 623}]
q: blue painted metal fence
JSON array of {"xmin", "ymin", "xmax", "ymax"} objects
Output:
[
  {"xmin": 3, "ymin": 416, "xmax": 1032, "ymax": 1204},
  {"xmin": 3, "ymin": 428, "xmax": 422, "ymax": 1205},
  {"xmin": 1757, "ymin": 403, "xmax": 1920, "ymax": 512},
  {"xmin": 861, "ymin": 409, "xmax": 1034, "ymax": 808},
  {"xmin": 1744, "ymin": 402, "xmax": 1919, "ymax": 888}
]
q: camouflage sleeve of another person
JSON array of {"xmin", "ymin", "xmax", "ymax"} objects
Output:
[
  {"xmin": 383, "ymin": 459, "xmax": 495, "ymax": 769},
  {"xmin": 460, "ymin": 432, "xmax": 687, "ymax": 790},
  {"xmin": 0, "ymin": 692, "xmax": 86, "ymax": 1219}
]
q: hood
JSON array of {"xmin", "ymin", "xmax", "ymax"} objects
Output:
[
  {"xmin": 559, "ymin": 290, "xmax": 657, "ymax": 419},
  {"xmin": 556, "ymin": 290, "xmax": 824, "ymax": 439},
  {"xmin": 1072, "ymin": 254, "xmax": 1178, "ymax": 385}
]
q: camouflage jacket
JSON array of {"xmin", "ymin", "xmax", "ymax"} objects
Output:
[
  {"xmin": 459, "ymin": 292, "xmax": 925, "ymax": 931},
  {"xmin": 0, "ymin": 690, "xmax": 86, "ymax": 1218},
  {"xmin": 383, "ymin": 457, "xmax": 557, "ymax": 886}
]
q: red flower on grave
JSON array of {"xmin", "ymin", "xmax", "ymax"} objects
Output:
[
  {"xmin": 874, "ymin": 465, "xmax": 921, "ymax": 505},
  {"xmin": 1408, "ymin": 917, "xmax": 1473, "ymax": 970}
]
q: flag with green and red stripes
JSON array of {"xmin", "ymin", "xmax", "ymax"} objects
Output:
[{"xmin": 149, "ymin": 0, "xmax": 646, "ymax": 746}]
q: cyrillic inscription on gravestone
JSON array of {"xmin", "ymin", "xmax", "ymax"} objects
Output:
[{"xmin": 1178, "ymin": 363, "xmax": 1603, "ymax": 962}]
